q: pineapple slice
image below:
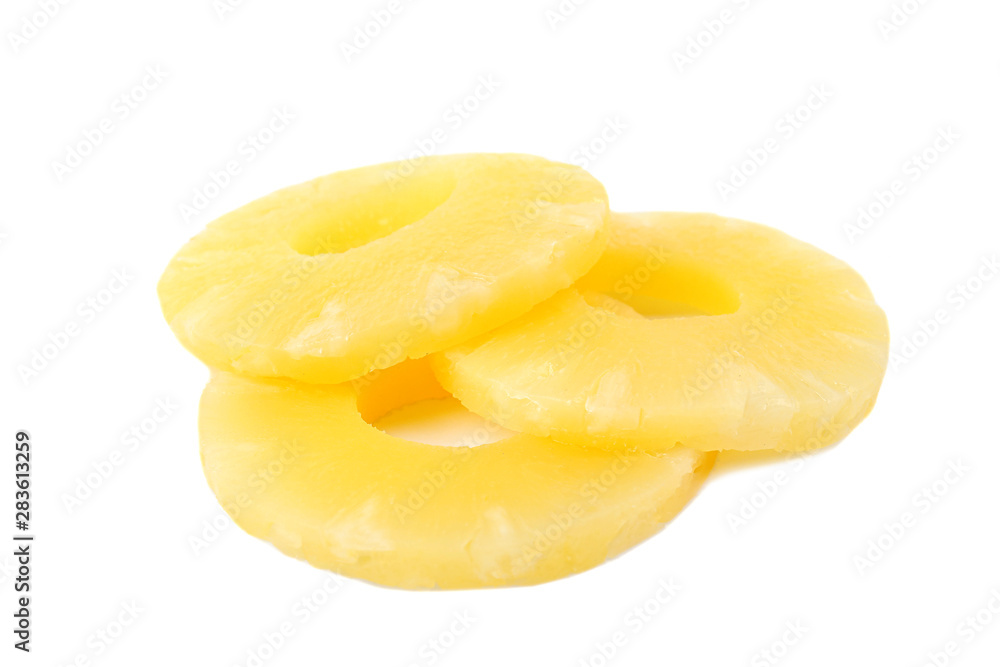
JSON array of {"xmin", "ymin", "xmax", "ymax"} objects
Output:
[
  {"xmin": 159, "ymin": 154, "xmax": 610, "ymax": 384},
  {"xmin": 434, "ymin": 212, "xmax": 890, "ymax": 453},
  {"xmin": 199, "ymin": 358, "xmax": 714, "ymax": 590}
]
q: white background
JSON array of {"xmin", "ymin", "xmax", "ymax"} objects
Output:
[{"xmin": 2, "ymin": 0, "xmax": 999, "ymax": 665}]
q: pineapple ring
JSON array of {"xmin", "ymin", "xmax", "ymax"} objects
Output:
[
  {"xmin": 434, "ymin": 212, "xmax": 890, "ymax": 453},
  {"xmin": 159, "ymin": 154, "xmax": 609, "ymax": 384},
  {"xmin": 199, "ymin": 358, "xmax": 714, "ymax": 590}
]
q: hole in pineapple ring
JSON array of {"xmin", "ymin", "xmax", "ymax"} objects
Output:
[
  {"xmin": 579, "ymin": 253, "xmax": 742, "ymax": 318},
  {"xmin": 375, "ymin": 398, "xmax": 513, "ymax": 448},
  {"xmin": 356, "ymin": 359, "xmax": 513, "ymax": 447},
  {"xmin": 288, "ymin": 169, "xmax": 458, "ymax": 256}
]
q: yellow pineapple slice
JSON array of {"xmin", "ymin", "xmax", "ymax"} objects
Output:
[
  {"xmin": 198, "ymin": 358, "xmax": 714, "ymax": 590},
  {"xmin": 434, "ymin": 212, "xmax": 890, "ymax": 453},
  {"xmin": 159, "ymin": 154, "xmax": 609, "ymax": 384}
]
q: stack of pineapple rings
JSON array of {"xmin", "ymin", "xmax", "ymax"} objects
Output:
[{"xmin": 159, "ymin": 154, "xmax": 889, "ymax": 590}]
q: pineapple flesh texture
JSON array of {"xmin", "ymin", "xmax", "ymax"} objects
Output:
[
  {"xmin": 434, "ymin": 212, "xmax": 890, "ymax": 453},
  {"xmin": 159, "ymin": 154, "xmax": 610, "ymax": 384},
  {"xmin": 199, "ymin": 358, "xmax": 714, "ymax": 590}
]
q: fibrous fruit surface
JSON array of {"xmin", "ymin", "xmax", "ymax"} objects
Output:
[
  {"xmin": 159, "ymin": 154, "xmax": 610, "ymax": 384},
  {"xmin": 434, "ymin": 212, "xmax": 890, "ymax": 453},
  {"xmin": 198, "ymin": 358, "xmax": 714, "ymax": 590}
]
